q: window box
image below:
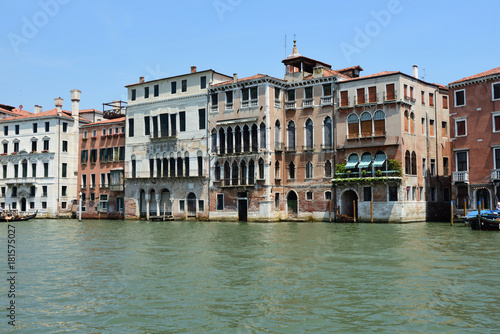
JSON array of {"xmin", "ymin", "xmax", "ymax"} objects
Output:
[
  {"xmin": 119, "ymin": 132, "xmax": 125, "ymax": 137},
  {"xmin": 42, "ymin": 150, "xmax": 49, "ymax": 153},
  {"xmin": 113, "ymin": 133, "xmax": 119, "ymax": 137},
  {"xmin": 11, "ymin": 152, "xmax": 17, "ymax": 155},
  {"xmin": 30, "ymin": 151, "xmax": 37, "ymax": 154},
  {"xmin": 1, "ymin": 153, "xmax": 7, "ymax": 156},
  {"xmin": 91, "ymin": 136, "xmax": 97, "ymax": 139}
]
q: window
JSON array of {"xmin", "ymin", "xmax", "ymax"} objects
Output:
[
  {"xmin": 3, "ymin": 126, "xmax": 7, "ymax": 136},
  {"xmin": 152, "ymin": 116, "xmax": 159, "ymax": 138},
  {"xmin": 404, "ymin": 110, "xmax": 409, "ymax": 132},
  {"xmin": 154, "ymin": 84, "xmax": 159, "ymax": 97},
  {"xmin": 386, "ymin": 83, "xmax": 395, "ymax": 100},
  {"xmin": 430, "ymin": 159, "xmax": 436, "ymax": 176},
  {"xmin": 197, "ymin": 154, "xmax": 203, "ymax": 177},
  {"xmin": 144, "ymin": 87, "xmax": 149, "ymax": 99},
  {"xmin": 44, "ymin": 163, "xmax": 49, "ymax": 177},
  {"xmin": 198, "ymin": 109, "xmax": 206, "ymax": 130},
  {"xmin": 304, "ymin": 86, "xmax": 313, "ymax": 99},
  {"xmin": 14, "ymin": 164, "xmax": 18, "ymax": 178},
  {"xmin": 356, "ymin": 88, "xmax": 365, "ymax": 104},
  {"xmin": 368, "ymin": 86, "xmax": 377, "ymax": 103},
  {"xmin": 443, "ymin": 157, "xmax": 449, "ymax": 176},
  {"xmin": 128, "ymin": 118, "xmax": 134, "ymax": 137},
  {"xmin": 304, "ymin": 119, "xmax": 313, "ymax": 149},
  {"xmin": 360, "ymin": 112, "xmax": 372, "ymax": 137},
  {"xmin": 82, "ymin": 175, "xmax": 87, "ymax": 187},
  {"xmin": 455, "ymin": 89, "xmax": 465, "ymax": 107},
  {"xmin": 323, "ymin": 84, "xmax": 331, "ymax": 96},
  {"xmin": 430, "ymin": 187, "xmax": 436, "ymax": 202},
  {"xmin": 306, "ymin": 191, "xmax": 313, "ymax": 200},
  {"xmin": 83, "ymin": 130, "xmax": 88, "ymax": 138},
  {"xmin": 363, "ymin": 187, "xmax": 372, "ymax": 202},
  {"xmin": 429, "ymin": 93, "xmax": 434, "ymax": 106},
  {"xmin": 181, "ymin": 79, "xmax": 187, "ymax": 92},
  {"xmin": 305, "ymin": 161, "xmax": 313, "ymax": 179},
  {"xmin": 389, "ymin": 186, "xmax": 398, "ymax": 201},
  {"xmin": 275, "ymin": 87, "xmax": 281, "ymax": 100},
  {"xmin": 179, "ymin": 200, "xmax": 185, "ymax": 211},
  {"xmin": 258, "ymin": 158, "xmax": 265, "ymax": 179},
  {"xmin": 287, "ymin": 121, "xmax": 296, "ymax": 150},
  {"xmin": 323, "ymin": 116, "xmax": 333, "ymax": 148},
  {"xmin": 1, "ymin": 187, "xmax": 4, "ymax": 197},
  {"xmin": 101, "ymin": 173, "xmax": 106, "ymax": 187},
  {"xmin": 91, "ymin": 174, "xmax": 96, "ymax": 188},
  {"xmin": 456, "ymin": 151, "xmax": 468, "ymax": 171},
  {"xmin": 2, "ymin": 165, "xmax": 6, "ymax": 178},
  {"xmin": 131, "ymin": 159, "xmax": 136, "ymax": 178},
  {"xmin": 32, "ymin": 163, "xmax": 36, "ymax": 177},
  {"xmin": 119, "ymin": 146, "xmax": 125, "ymax": 161},
  {"xmin": 421, "ymin": 118, "xmax": 426, "ymax": 135},
  {"xmin": 92, "ymin": 130, "xmax": 97, "ymax": 137},
  {"xmin": 442, "ymin": 122, "xmax": 447, "ymax": 137},
  {"xmin": 287, "ymin": 89, "xmax": 296, "ymax": 101},
  {"xmin": 200, "ymin": 76, "xmax": 207, "ymax": 89},
  {"xmin": 62, "ymin": 122, "xmax": 68, "ymax": 133},
  {"xmin": 33, "ymin": 123, "xmax": 38, "ymax": 133},
  {"xmin": 179, "ymin": 111, "xmax": 186, "ymax": 132},
  {"xmin": 347, "ymin": 114, "xmax": 359, "ymax": 138},
  {"xmin": 410, "ymin": 112, "xmax": 415, "ymax": 134},
  {"xmin": 15, "ymin": 125, "xmax": 19, "ymax": 135},
  {"xmin": 42, "ymin": 202, "xmax": 47, "ymax": 209},
  {"xmin": 32, "ymin": 140, "xmax": 37, "ymax": 152},
  {"xmin": 325, "ymin": 191, "xmax": 332, "ymax": 200},
  {"xmin": 211, "ymin": 93, "xmax": 218, "ymax": 111},
  {"xmin": 410, "ymin": 86, "xmax": 414, "ymax": 100},
  {"xmin": 171, "ymin": 82, "xmax": 177, "ymax": 94},
  {"xmin": 324, "ymin": 160, "xmax": 332, "ymax": 177},
  {"xmin": 288, "ymin": 161, "xmax": 295, "ymax": 179},
  {"xmin": 90, "ymin": 149, "xmax": 97, "ymax": 163},
  {"xmin": 170, "ymin": 114, "xmax": 177, "ymax": 136},
  {"xmin": 62, "ymin": 140, "xmax": 68, "ymax": 152},
  {"xmin": 260, "ymin": 123, "xmax": 266, "ymax": 149},
  {"xmin": 340, "ymin": 90, "xmax": 348, "ymax": 106},
  {"xmin": 12, "ymin": 187, "xmax": 17, "ymax": 197},
  {"xmin": 62, "ymin": 186, "xmax": 67, "ymax": 196},
  {"xmin": 160, "ymin": 114, "xmax": 169, "ymax": 137},
  {"xmin": 144, "ymin": 116, "xmax": 150, "ymax": 135},
  {"xmin": 429, "ymin": 119, "xmax": 435, "ymax": 136},
  {"xmin": 442, "ymin": 95, "xmax": 448, "ymax": 109},
  {"xmin": 216, "ymin": 194, "xmax": 224, "ymax": 210},
  {"xmin": 225, "ymin": 91, "xmax": 233, "ymax": 110},
  {"xmin": 274, "ymin": 161, "xmax": 280, "ymax": 180},
  {"xmin": 14, "ymin": 142, "xmax": 19, "ymax": 153},
  {"xmin": 62, "ymin": 163, "xmax": 67, "ymax": 177},
  {"xmin": 421, "ymin": 91, "xmax": 425, "ymax": 105},
  {"xmin": 493, "ymin": 83, "xmax": 500, "ymax": 100},
  {"xmin": 404, "ymin": 84, "xmax": 408, "ymax": 98},
  {"xmin": 131, "ymin": 89, "xmax": 136, "ymax": 101},
  {"xmin": 275, "ymin": 192, "xmax": 280, "ymax": 209},
  {"xmin": 495, "ymin": 148, "xmax": 500, "ymax": 170},
  {"xmin": 45, "ymin": 121, "xmax": 50, "ymax": 132},
  {"xmin": 3, "ymin": 143, "xmax": 7, "ymax": 154},
  {"xmin": 99, "ymin": 194, "xmax": 108, "ymax": 212},
  {"xmin": 456, "ymin": 118, "xmax": 467, "ymax": 136},
  {"xmin": 373, "ymin": 110, "xmax": 385, "ymax": 136}
]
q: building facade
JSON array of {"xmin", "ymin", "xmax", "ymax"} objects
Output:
[
  {"xmin": 0, "ymin": 90, "xmax": 87, "ymax": 218},
  {"xmin": 124, "ymin": 67, "xmax": 231, "ymax": 219},
  {"xmin": 77, "ymin": 102, "xmax": 126, "ymax": 219},
  {"xmin": 449, "ymin": 67, "xmax": 500, "ymax": 212}
]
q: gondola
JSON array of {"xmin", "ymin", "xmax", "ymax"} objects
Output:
[
  {"xmin": 466, "ymin": 211, "xmax": 500, "ymax": 231},
  {"xmin": 0, "ymin": 210, "xmax": 37, "ymax": 222}
]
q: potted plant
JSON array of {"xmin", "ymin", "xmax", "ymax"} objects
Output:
[{"xmin": 376, "ymin": 169, "xmax": 383, "ymax": 177}]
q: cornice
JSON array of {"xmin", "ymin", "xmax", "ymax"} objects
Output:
[
  {"xmin": 449, "ymin": 74, "xmax": 500, "ymax": 89},
  {"xmin": 126, "ymin": 94, "xmax": 207, "ymax": 109}
]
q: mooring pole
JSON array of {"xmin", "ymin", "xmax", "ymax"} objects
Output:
[
  {"xmin": 353, "ymin": 200, "xmax": 356, "ymax": 223},
  {"xmin": 329, "ymin": 201, "xmax": 332, "ymax": 223},
  {"xmin": 450, "ymin": 200, "xmax": 453, "ymax": 226},
  {"xmin": 370, "ymin": 200, "xmax": 373, "ymax": 223},
  {"xmin": 464, "ymin": 199, "xmax": 467, "ymax": 216}
]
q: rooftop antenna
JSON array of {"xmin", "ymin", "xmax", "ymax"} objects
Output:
[
  {"xmin": 284, "ymin": 34, "xmax": 287, "ymax": 58},
  {"xmin": 421, "ymin": 68, "xmax": 426, "ymax": 81}
]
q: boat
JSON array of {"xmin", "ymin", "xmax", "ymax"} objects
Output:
[
  {"xmin": 0, "ymin": 210, "xmax": 37, "ymax": 222},
  {"xmin": 466, "ymin": 211, "xmax": 500, "ymax": 231}
]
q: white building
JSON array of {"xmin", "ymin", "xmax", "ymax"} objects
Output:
[
  {"xmin": 0, "ymin": 90, "xmax": 92, "ymax": 218},
  {"xmin": 124, "ymin": 67, "xmax": 231, "ymax": 219}
]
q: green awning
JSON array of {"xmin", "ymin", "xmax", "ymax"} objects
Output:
[
  {"xmin": 358, "ymin": 154, "xmax": 372, "ymax": 169},
  {"xmin": 345, "ymin": 155, "xmax": 359, "ymax": 169},
  {"xmin": 373, "ymin": 153, "xmax": 386, "ymax": 167}
]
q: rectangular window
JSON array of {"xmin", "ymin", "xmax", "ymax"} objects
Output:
[
  {"xmin": 456, "ymin": 151, "xmax": 468, "ymax": 171},
  {"xmin": 386, "ymin": 83, "xmax": 395, "ymax": 100},
  {"xmin": 14, "ymin": 142, "xmax": 19, "ymax": 153},
  {"xmin": 62, "ymin": 186, "xmax": 67, "ymax": 196},
  {"xmin": 325, "ymin": 191, "xmax": 332, "ymax": 200},
  {"xmin": 429, "ymin": 93, "xmax": 434, "ymax": 106},
  {"xmin": 171, "ymin": 81, "xmax": 177, "ymax": 94},
  {"xmin": 181, "ymin": 79, "xmax": 187, "ymax": 92},
  {"xmin": 2, "ymin": 143, "xmax": 6, "ymax": 154},
  {"xmin": 200, "ymin": 76, "xmax": 207, "ymax": 89},
  {"xmin": 44, "ymin": 163, "xmax": 49, "ymax": 177},
  {"xmin": 456, "ymin": 119, "xmax": 467, "ymax": 136},
  {"xmin": 32, "ymin": 163, "xmax": 36, "ymax": 177},
  {"xmin": 443, "ymin": 157, "xmax": 449, "ymax": 176},
  {"xmin": 430, "ymin": 159, "xmax": 436, "ymax": 176},
  {"xmin": 90, "ymin": 149, "xmax": 97, "ymax": 163},
  {"xmin": 2, "ymin": 165, "xmax": 6, "ymax": 178},
  {"xmin": 404, "ymin": 84, "xmax": 408, "ymax": 98},
  {"xmin": 429, "ymin": 119, "xmax": 435, "ymax": 136},
  {"xmin": 421, "ymin": 91, "xmax": 425, "ymax": 105},
  {"xmin": 306, "ymin": 191, "xmax": 313, "ymax": 200},
  {"xmin": 275, "ymin": 87, "xmax": 281, "ymax": 100},
  {"xmin": 45, "ymin": 121, "xmax": 50, "ymax": 132},
  {"xmin": 131, "ymin": 89, "xmax": 136, "ymax": 101},
  {"xmin": 363, "ymin": 187, "xmax": 372, "ymax": 202},
  {"xmin": 357, "ymin": 88, "xmax": 365, "ymax": 104},
  {"xmin": 83, "ymin": 130, "xmax": 88, "ymax": 138},
  {"xmin": 101, "ymin": 173, "xmax": 106, "ymax": 188},
  {"xmin": 216, "ymin": 193, "xmax": 224, "ymax": 210},
  {"xmin": 3, "ymin": 126, "xmax": 7, "ymax": 136},
  {"xmin": 275, "ymin": 192, "xmax": 280, "ymax": 209},
  {"xmin": 493, "ymin": 83, "xmax": 500, "ymax": 100},
  {"xmin": 32, "ymin": 141, "xmax": 37, "ymax": 152},
  {"xmin": 15, "ymin": 125, "xmax": 19, "ymax": 135},
  {"xmin": 42, "ymin": 202, "xmax": 47, "ymax": 209},
  {"xmin": 304, "ymin": 86, "xmax": 313, "ymax": 99},
  {"xmin": 179, "ymin": 200, "xmax": 185, "ymax": 211},
  {"xmin": 455, "ymin": 89, "xmax": 465, "ymax": 107},
  {"xmin": 82, "ymin": 175, "xmax": 87, "ymax": 187},
  {"xmin": 62, "ymin": 122, "xmax": 68, "ymax": 132},
  {"xmin": 441, "ymin": 121, "xmax": 447, "ymax": 137},
  {"xmin": 225, "ymin": 91, "xmax": 233, "ymax": 106},
  {"xmin": 198, "ymin": 200, "xmax": 204, "ymax": 212},
  {"xmin": 117, "ymin": 198, "xmax": 124, "ymax": 212},
  {"xmin": 323, "ymin": 84, "xmax": 331, "ymax": 96},
  {"xmin": 368, "ymin": 86, "xmax": 377, "ymax": 103},
  {"xmin": 144, "ymin": 86, "xmax": 149, "ymax": 99},
  {"xmin": 198, "ymin": 109, "xmax": 206, "ymax": 130},
  {"xmin": 91, "ymin": 174, "xmax": 96, "ymax": 188},
  {"xmin": 144, "ymin": 116, "xmax": 150, "ymax": 136},
  {"xmin": 340, "ymin": 90, "xmax": 348, "ymax": 106},
  {"xmin": 33, "ymin": 123, "xmax": 38, "ymax": 133},
  {"xmin": 154, "ymin": 84, "xmax": 159, "ymax": 97},
  {"xmin": 99, "ymin": 194, "xmax": 108, "ymax": 212},
  {"xmin": 410, "ymin": 86, "xmax": 414, "ymax": 100},
  {"xmin": 389, "ymin": 186, "xmax": 398, "ymax": 201},
  {"xmin": 287, "ymin": 89, "xmax": 295, "ymax": 101},
  {"xmin": 442, "ymin": 95, "xmax": 448, "ymax": 109},
  {"xmin": 128, "ymin": 118, "xmax": 134, "ymax": 137},
  {"xmin": 62, "ymin": 163, "xmax": 67, "ymax": 177},
  {"xmin": 62, "ymin": 140, "xmax": 68, "ymax": 152},
  {"xmin": 119, "ymin": 146, "xmax": 125, "ymax": 161},
  {"xmin": 179, "ymin": 111, "xmax": 186, "ymax": 132}
]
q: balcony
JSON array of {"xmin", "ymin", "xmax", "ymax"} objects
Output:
[
  {"xmin": 274, "ymin": 99, "xmax": 281, "ymax": 109},
  {"xmin": 4, "ymin": 177, "xmax": 35, "ymax": 186},
  {"xmin": 452, "ymin": 171, "xmax": 469, "ymax": 183},
  {"xmin": 150, "ymin": 133, "xmax": 176, "ymax": 141},
  {"xmin": 491, "ymin": 169, "xmax": 500, "ymax": 181},
  {"xmin": 321, "ymin": 144, "xmax": 334, "ymax": 150},
  {"xmin": 302, "ymin": 145, "xmax": 314, "ymax": 152},
  {"xmin": 219, "ymin": 177, "xmax": 256, "ymax": 188},
  {"xmin": 225, "ymin": 103, "xmax": 233, "ymax": 111},
  {"xmin": 285, "ymin": 101, "xmax": 296, "ymax": 110},
  {"xmin": 211, "ymin": 105, "xmax": 218, "ymax": 112},
  {"xmin": 109, "ymin": 184, "xmax": 124, "ymax": 192},
  {"xmin": 285, "ymin": 145, "xmax": 296, "ymax": 152},
  {"xmin": 302, "ymin": 99, "xmax": 314, "ymax": 108},
  {"xmin": 241, "ymin": 99, "xmax": 258, "ymax": 108},
  {"xmin": 321, "ymin": 96, "xmax": 333, "ymax": 105},
  {"xmin": 274, "ymin": 142, "xmax": 284, "ymax": 152}
]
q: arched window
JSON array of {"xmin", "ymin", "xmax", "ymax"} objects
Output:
[
  {"xmin": 149, "ymin": 155, "xmax": 155, "ymax": 178},
  {"xmin": 410, "ymin": 112, "xmax": 415, "ymax": 134},
  {"xmin": 258, "ymin": 158, "xmax": 265, "ymax": 179},
  {"xmin": 404, "ymin": 110, "xmax": 409, "ymax": 133},
  {"xmin": 323, "ymin": 116, "xmax": 333, "ymax": 149},
  {"xmin": 163, "ymin": 153, "xmax": 168, "ymax": 177},
  {"xmin": 305, "ymin": 161, "xmax": 313, "ymax": 179},
  {"xmin": 211, "ymin": 129, "xmax": 217, "ymax": 153},
  {"xmin": 275, "ymin": 120, "xmax": 281, "ymax": 149},
  {"xmin": 240, "ymin": 160, "xmax": 247, "ymax": 185},
  {"xmin": 289, "ymin": 161, "xmax": 295, "ymax": 179},
  {"xmin": 170, "ymin": 156, "xmax": 176, "ymax": 177},
  {"xmin": 235, "ymin": 126, "xmax": 242, "ymax": 153},
  {"xmin": 219, "ymin": 128, "xmax": 225, "ymax": 155},
  {"xmin": 287, "ymin": 121, "xmax": 296, "ymax": 150},
  {"xmin": 405, "ymin": 150, "xmax": 411, "ymax": 174},
  {"xmin": 360, "ymin": 112, "xmax": 372, "ymax": 137},
  {"xmin": 251, "ymin": 124, "xmax": 258, "ymax": 152},
  {"xmin": 197, "ymin": 151, "xmax": 203, "ymax": 177},
  {"xmin": 324, "ymin": 159, "xmax": 332, "ymax": 177},
  {"xmin": 224, "ymin": 161, "xmax": 230, "ymax": 186},
  {"xmin": 348, "ymin": 114, "xmax": 359, "ymax": 138},
  {"xmin": 131, "ymin": 156, "xmax": 137, "ymax": 178},
  {"xmin": 232, "ymin": 161, "xmax": 238, "ymax": 185},
  {"xmin": 373, "ymin": 110, "xmax": 385, "ymax": 136},
  {"xmin": 156, "ymin": 154, "xmax": 162, "ymax": 178},
  {"xmin": 227, "ymin": 127, "xmax": 233, "ymax": 154},
  {"xmin": 359, "ymin": 152, "xmax": 372, "ymax": 170},
  {"xmin": 260, "ymin": 122, "xmax": 266, "ymax": 149},
  {"xmin": 22, "ymin": 159, "xmax": 28, "ymax": 178},
  {"xmin": 184, "ymin": 152, "xmax": 190, "ymax": 177},
  {"xmin": 275, "ymin": 160, "xmax": 280, "ymax": 179},
  {"xmin": 305, "ymin": 118, "xmax": 313, "ymax": 150},
  {"xmin": 411, "ymin": 151, "xmax": 417, "ymax": 175},
  {"xmin": 373, "ymin": 151, "xmax": 387, "ymax": 171},
  {"xmin": 243, "ymin": 125, "xmax": 250, "ymax": 152},
  {"xmin": 214, "ymin": 161, "xmax": 221, "ymax": 180},
  {"xmin": 248, "ymin": 159, "xmax": 255, "ymax": 184},
  {"xmin": 177, "ymin": 156, "xmax": 183, "ymax": 177}
]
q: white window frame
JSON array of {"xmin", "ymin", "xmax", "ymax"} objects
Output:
[
  {"xmin": 492, "ymin": 82, "xmax": 500, "ymax": 101},
  {"xmin": 99, "ymin": 194, "xmax": 108, "ymax": 212},
  {"xmin": 306, "ymin": 190, "xmax": 313, "ymax": 201},
  {"xmin": 455, "ymin": 149, "xmax": 469, "ymax": 172},
  {"xmin": 492, "ymin": 112, "xmax": 500, "ymax": 132},
  {"xmin": 83, "ymin": 130, "xmax": 88, "ymax": 138},
  {"xmin": 92, "ymin": 129, "xmax": 97, "ymax": 137},
  {"xmin": 324, "ymin": 191, "xmax": 332, "ymax": 201},
  {"xmin": 493, "ymin": 146, "xmax": 500, "ymax": 170},
  {"xmin": 102, "ymin": 129, "xmax": 106, "ymax": 135},
  {"xmin": 454, "ymin": 89, "xmax": 466, "ymax": 107},
  {"xmin": 455, "ymin": 117, "xmax": 467, "ymax": 137},
  {"xmin": 216, "ymin": 193, "xmax": 224, "ymax": 210}
]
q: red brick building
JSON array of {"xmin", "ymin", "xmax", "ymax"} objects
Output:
[{"xmin": 449, "ymin": 67, "xmax": 500, "ymax": 212}]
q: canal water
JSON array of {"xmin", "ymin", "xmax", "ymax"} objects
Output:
[{"xmin": 1, "ymin": 219, "xmax": 499, "ymax": 333}]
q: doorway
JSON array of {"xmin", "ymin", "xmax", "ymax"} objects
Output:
[
  {"xmin": 341, "ymin": 190, "xmax": 358, "ymax": 219},
  {"xmin": 287, "ymin": 191, "xmax": 298, "ymax": 218},
  {"xmin": 187, "ymin": 193, "xmax": 197, "ymax": 217}
]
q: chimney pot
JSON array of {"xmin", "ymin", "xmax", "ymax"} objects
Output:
[
  {"xmin": 34, "ymin": 105, "xmax": 42, "ymax": 114},
  {"xmin": 233, "ymin": 73, "xmax": 238, "ymax": 84},
  {"xmin": 191, "ymin": 66, "xmax": 197, "ymax": 73},
  {"xmin": 413, "ymin": 65, "xmax": 419, "ymax": 79},
  {"xmin": 70, "ymin": 89, "xmax": 81, "ymax": 102},
  {"xmin": 140, "ymin": 76, "xmax": 145, "ymax": 83}
]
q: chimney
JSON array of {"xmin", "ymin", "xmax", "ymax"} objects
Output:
[
  {"xmin": 139, "ymin": 76, "xmax": 145, "ymax": 83},
  {"xmin": 34, "ymin": 105, "xmax": 42, "ymax": 114},
  {"xmin": 54, "ymin": 97, "xmax": 63, "ymax": 116},
  {"xmin": 413, "ymin": 65, "xmax": 419, "ymax": 79},
  {"xmin": 70, "ymin": 89, "xmax": 81, "ymax": 121},
  {"xmin": 233, "ymin": 73, "xmax": 238, "ymax": 84},
  {"xmin": 191, "ymin": 66, "xmax": 197, "ymax": 73}
]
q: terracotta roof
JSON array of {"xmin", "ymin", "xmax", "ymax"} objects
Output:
[
  {"xmin": 337, "ymin": 65, "xmax": 364, "ymax": 72},
  {"xmin": 211, "ymin": 74, "xmax": 285, "ymax": 87},
  {"xmin": 0, "ymin": 108, "xmax": 83, "ymax": 122},
  {"xmin": 79, "ymin": 109, "xmax": 102, "ymax": 114},
  {"xmin": 81, "ymin": 116, "xmax": 126, "ymax": 127},
  {"xmin": 449, "ymin": 67, "xmax": 500, "ymax": 85},
  {"xmin": 303, "ymin": 68, "xmax": 350, "ymax": 80},
  {"xmin": 340, "ymin": 71, "xmax": 400, "ymax": 82}
]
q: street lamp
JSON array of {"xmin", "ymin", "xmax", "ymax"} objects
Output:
[{"xmin": 79, "ymin": 192, "xmax": 82, "ymax": 222}]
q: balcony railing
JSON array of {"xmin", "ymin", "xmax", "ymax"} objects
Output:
[
  {"xmin": 452, "ymin": 171, "xmax": 469, "ymax": 183},
  {"xmin": 274, "ymin": 99, "xmax": 281, "ymax": 108},
  {"xmin": 4, "ymin": 177, "xmax": 35, "ymax": 185},
  {"xmin": 211, "ymin": 105, "xmax": 218, "ymax": 112},
  {"xmin": 285, "ymin": 145, "xmax": 296, "ymax": 152},
  {"xmin": 321, "ymin": 96, "xmax": 332, "ymax": 105},
  {"xmin": 491, "ymin": 169, "xmax": 500, "ymax": 181},
  {"xmin": 321, "ymin": 144, "xmax": 334, "ymax": 150},
  {"xmin": 274, "ymin": 142, "xmax": 284, "ymax": 152},
  {"xmin": 150, "ymin": 133, "xmax": 177, "ymax": 141},
  {"xmin": 285, "ymin": 101, "xmax": 296, "ymax": 110},
  {"xmin": 302, "ymin": 98, "xmax": 314, "ymax": 108},
  {"xmin": 302, "ymin": 145, "xmax": 314, "ymax": 152},
  {"xmin": 109, "ymin": 184, "xmax": 124, "ymax": 192},
  {"xmin": 225, "ymin": 103, "xmax": 233, "ymax": 111}
]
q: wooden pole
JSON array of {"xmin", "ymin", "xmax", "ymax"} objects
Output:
[
  {"xmin": 370, "ymin": 200, "xmax": 373, "ymax": 223},
  {"xmin": 353, "ymin": 200, "xmax": 356, "ymax": 223},
  {"xmin": 163, "ymin": 202, "xmax": 166, "ymax": 221},
  {"xmin": 450, "ymin": 200, "xmax": 453, "ymax": 226},
  {"xmin": 464, "ymin": 199, "xmax": 467, "ymax": 216},
  {"xmin": 329, "ymin": 201, "xmax": 332, "ymax": 223}
]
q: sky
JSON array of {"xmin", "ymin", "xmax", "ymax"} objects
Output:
[{"xmin": 1, "ymin": 0, "xmax": 499, "ymax": 112}]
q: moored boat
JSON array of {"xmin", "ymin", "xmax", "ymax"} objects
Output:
[
  {"xmin": 0, "ymin": 210, "xmax": 37, "ymax": 222},
  {"xmin": 467, "ymin": 211, "xmax": 500, "ymax": 230}
]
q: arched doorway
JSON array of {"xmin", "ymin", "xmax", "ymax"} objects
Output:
[
  {"xmin": 150, "ymin": 189, "xmax": 157, "ymax": 216},
  {"xmin": 476, "ymin": 188, "xmax": 490, "ymax": 210},
  {"xmin": 160, "ymin": 189, "xmax": 171, "ymax": 215},
  {"xmin": 21, "ymin": 198, "xmax": 27, "ymax": 212},
  {"xmin": 139, "ymin": 190, "xmax": 146, "ymax": 218},
  {"xmin": 341, "ymin": 190, "xmax": 358, "ymax": 219},
  {"xmin": 187, "ymin": 192, "xmax": 197, "ymax": 217},
  {"xmin": 287, "ymin": 191, "xmax": 298, "ymax": 218}
]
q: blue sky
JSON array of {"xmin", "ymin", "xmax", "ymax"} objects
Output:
[{"xmin": 1, "ymin": 0, "xmax": 499, "ymax": 111}]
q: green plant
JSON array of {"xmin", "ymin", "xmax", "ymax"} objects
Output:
[
  {"xmin": 361, "ymin": 170, "xmax": 367, "ymax": 177},
  {"xmin": 336, "ymin": 163, "xmax": 346, "ymax": 174},
  {"xmin": 376, "ymin": 169, "xmax": 383, "ymax": 177},
  {"xmin": 387, "ymin": 159, "xmax": 402, "ymax": 176},
  {"xmin": 346, "ymin": 170, "xmax": 352, "ymax": 178}
]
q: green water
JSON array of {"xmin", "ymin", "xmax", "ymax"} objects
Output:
[{"xmin": 1, "ymin": 220, "xmax": 499, "ymax": 333}]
